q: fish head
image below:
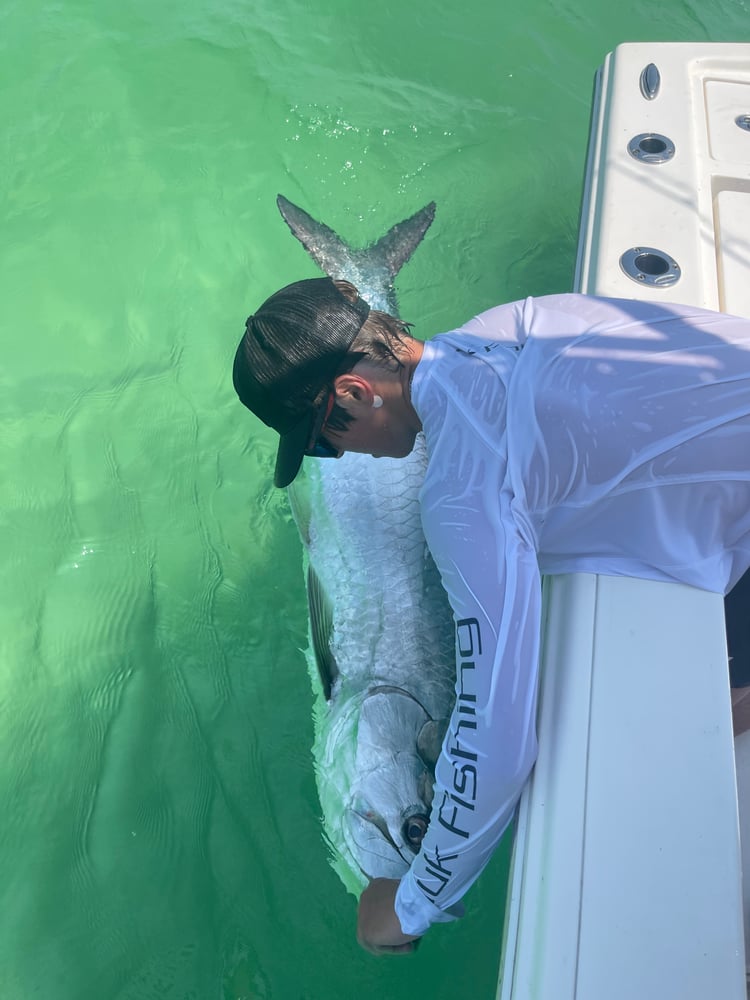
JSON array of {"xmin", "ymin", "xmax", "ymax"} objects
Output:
[{"xmin": 342, "ymin": 687, "xmax": 446, "ymax": 881}]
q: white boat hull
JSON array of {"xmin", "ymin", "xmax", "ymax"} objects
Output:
[{"xmin": 499, "ymin": 41, "xmax": 750, "ymax": 1000}]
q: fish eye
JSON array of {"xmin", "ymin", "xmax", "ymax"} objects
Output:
[{"xmin": 403, "ymin": 813, "xmax": 429, "ymax": 849}]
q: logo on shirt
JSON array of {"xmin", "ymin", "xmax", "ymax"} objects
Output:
[{"xmin": 417, "ymin": 617, "xmax": 481, "ymax": 901}]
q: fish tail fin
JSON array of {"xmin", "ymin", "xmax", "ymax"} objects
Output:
[
  {"xmin": 372, "ymin": 201, "xmax": 436, "ymax": 279},
  {"xmin": 276, "ymin": 194, "xmax": 436, "ymax": 314},
  {"xmin": 276, "ymin": 194, "xmax": 350, "ymax": 276}
]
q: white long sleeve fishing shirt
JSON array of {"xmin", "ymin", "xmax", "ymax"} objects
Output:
[{"xmin": 395, "ymin": 293, "xmax": 750, "ymax": 936}]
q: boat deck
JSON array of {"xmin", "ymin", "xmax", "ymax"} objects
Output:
[{"xmin": 497, "ymin": 42, "xmax": 750, "ymax": 1000}]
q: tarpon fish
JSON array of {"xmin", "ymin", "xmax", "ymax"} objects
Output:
[{"xmin": 279, "ymin": 194, "xmax": 456, "ymax": 890}]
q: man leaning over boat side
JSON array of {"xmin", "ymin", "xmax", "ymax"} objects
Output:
[{"xmin": 231, "ymin": 277, "xmax": 750, "ymax": 954}]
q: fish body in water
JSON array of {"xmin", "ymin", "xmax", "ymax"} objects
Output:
[
  {"xmin": 280, "ymin": 195, "xmax": 455, "ymax": 888},
  {"xmin": 290, "ymin": 441, "xmax": 455, "ymax": 887}
]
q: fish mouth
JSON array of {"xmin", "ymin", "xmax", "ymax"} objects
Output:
[
  {"xmin": 349, "ymin": 805, "xmax": 431, "ymax": 880},
  {"xmin": 353, "ymin": 806, "xmax": 430, "ymax": 856},
  {"xmin": 344, "ymin": 686, "xmax": 438, "ymax": 879},
  {"xmin": 351, "ymin": 807, "xmax": 411, "ymax": 866}
]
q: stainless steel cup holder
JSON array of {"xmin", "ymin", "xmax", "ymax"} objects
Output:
[
  {"xmin": 620, "ymin": 247, "xmax": 681, "ymax": 287},
  {"xmin": 627, "ymin": 133, "xmax": 675, "ymax": 164}
]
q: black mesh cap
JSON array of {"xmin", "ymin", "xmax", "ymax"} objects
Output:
[{"xmin": 232, "ymin": 277, "xmax": 370, "ymax": 487}]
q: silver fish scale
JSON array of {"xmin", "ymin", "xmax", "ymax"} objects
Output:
[
  {"xmin": 303, "ymin": 437, "xmax": 455, "ymax": 718},
  {"xmin": 291, "ymin": 438, "xmax": 456, "ymax": 888}
]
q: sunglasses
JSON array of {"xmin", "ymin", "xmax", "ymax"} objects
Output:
[{"xmin": 305, "ymin": 391, "xmax": 340, "ymax": 459}]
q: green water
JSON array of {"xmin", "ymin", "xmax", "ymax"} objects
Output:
[{"xmin": 1, "ymin": 1, "xmax": 748, "ymax": 997}]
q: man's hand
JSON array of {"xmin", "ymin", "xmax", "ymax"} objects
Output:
[{"xmin": 356, "ymin": 878, "xmax": 421, "ymax": 955}]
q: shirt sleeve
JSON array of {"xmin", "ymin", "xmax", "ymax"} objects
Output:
[{"xmin": 395, "ymin": 354, "xmax": 542, "ymax": 938}]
